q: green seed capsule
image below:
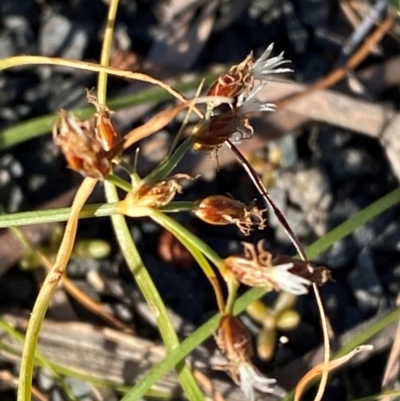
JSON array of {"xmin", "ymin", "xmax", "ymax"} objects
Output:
[
  {"xmin": 257, "ymin": 326, "xmax": 277, "ymax": 361},
  {"xmin": 276, "ymin": 309, "xmax": 301, "ymax": 331},
  {"xmin": 72, "ymin": 239, "xmax": 111, "ymax": 259},
  {"xmin": 245, "ymin": 300, "xmax": 270, "ymax": 323}
]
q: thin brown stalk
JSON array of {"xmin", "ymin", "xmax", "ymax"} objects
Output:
[{"xmin": 225, "ymin": 139, "xmax": 308, "ymax": 262}]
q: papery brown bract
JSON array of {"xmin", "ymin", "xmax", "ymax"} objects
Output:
[
  {"xmin": 215, "ymin": 315, "xmax": 254, "ymax": 378},
  {"xmin": 194, "ymin": 195, "xmax": 266, "ymax": 235},
  {"xmin": 87, "ymin": 92, "xmax": 123, "ymax": 152},
  {"xmin": 207, "ymin": 53, "xmax": 255, "ymax": 101},
  {"xmin": 192, "ymin": 109, "xmax": 252, "ymax": 151},
  {"xmin": 53, "ymin": 93, "xmax": 124, "ymax": 179},
  {"xmin": 273, "ymin": 255, "xmax": 331, "ymax": 286},
  {"xmin": 214, "ymin": 315, "xmax": 277, "ymax": 401}
]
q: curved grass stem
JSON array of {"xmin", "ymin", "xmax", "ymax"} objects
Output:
[
  {"xmin": 17, "ymin": 177, "xmax": 97, "ymax": 401},
  {"xmin": 0, "ymin": 56, "xmax": 193, "ymax": 111},
  {"xmin": 104, "ymin": 181, "xmax": 205, "ymax": 401}
]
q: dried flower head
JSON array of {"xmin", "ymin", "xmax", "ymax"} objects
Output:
[
  {"xmin": 224, "ymin": 240, "xmax": 313, "ymax": 295},
  {"xmin": 53, "ymin": 110, "xmax": 122, "ymax": 179},
  {"xmin": 193, "ymin": 88, "xmax": 275, "ymax": 150},
  {"xmin": 215, "ymin": 315, "xmax": 253, "ymax": 363},
  {"xmin": 53, "ymin": 94, "xmax": 124, "ymax": 179},
  {"xmin": 192, "ymin": 109, "xmax": 243, "ymax": 151},
  {"xmin": 194, "ymin": 195, "xmax": 266, "ymax": 235},
  {"xmin": 119, "ymin": 174, "xmax": 195, "ymax": 217},
  {"xmin": 195, "ymin": 44, "xmax": 291, "ymax": 152},
  {"xmin": 214, "ymin": 315, "xmax": 277, "ymax": 401},
  {"xmin": 207, "ymin": 43, "xmax": 292, "ymax": 104}
]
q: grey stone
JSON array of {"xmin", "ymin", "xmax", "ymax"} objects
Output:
[{"xmin": 348, "ymin": 248, "xmax": 383, "ymax": 313}]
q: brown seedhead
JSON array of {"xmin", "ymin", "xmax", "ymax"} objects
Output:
[
  {"xmin": 194, "ymin": 195, "xmax": 266, "ymax": 235},
  {"xmin": 120, "ymin": 174, "xmax": 195, "ymax": 216},
  {"xmin": 215, "ymin": 315, "xmax": 253, "ymax": 366},
  {"xmin": 192, "ymin": 109, "xmax": 253, "ymax": 151},
  {"xmin": 224, "ymin": 240, "xmax": 314, "ymax": 295},
  {"xmin": 53, "ymin": 94, "xmax": 124, "ymax": 179},
  {"xmin": 195, "ymin": 44, "xmax": 292, "ymax": 153},
  {"xmin": 214, "ymin": 315, "xmax": 277, "ymax": 401},
  {"xmin": 53, "ymin": 110, "xmax": 118, "ymax": 179}
]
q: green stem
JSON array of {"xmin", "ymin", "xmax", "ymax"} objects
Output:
[
  {"xmin": 148, "ymin": 209, "xmax": 225, "ymax": 270},
  {"xmin": 104, "ymin": 181, "xmax": 205, "ymax": 401},
  {"xmin": 0, "ymin": 203, "xmax": 118, "ymax": 227},
  {"xmin": 17, "ymin": 178, "xmax": 96, "ymax": 401},
  {"xmin": 95, "ymin": 2, "xmax": 203, "ymax": 396},
  {"xmin": 0, "ymin": 201, "xmax": 197, "ymax": 228},
  {"xmin": 145, "ymin": 136, "xmax": 194, "ymax": 183},
  {"xmin": 225, "ymin": 280, "xmax": 240, "ymax": 315},
  {"xmin": 0, "ymin": 318, "xmax": 78, "ymax": 401},
  {"xmin": 105, "ymin": 174, "xmax": 131, "ymax": 192},
  {"xmin": 148, "ymin": 209, "xmax": 225, "ymax": 313},
  {"xmin": 118, "ymin": 158, "xmax": 136, "ymax": 176},
  {"xmin": 97, "ymin": 0, "xmax": 119, "ymax": 104}
]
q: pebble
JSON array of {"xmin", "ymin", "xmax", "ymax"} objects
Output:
[
  {"xmin": 37, "ymin": 368, "xmax": 56, "ymax": 392},
  {"xmin": 0, "ymin": 104, "xmax": 31, "ymax": 121},
  {"xmin": 382, "ymin": 263, "xmax": 400, "ymax": 295},
  {"xmin": 38, "ymin": 10, "xmax": 94, "ymax": 60},
  {"xmin": 0, "ymin": 155, "xmax": 25, "ymax": 211},
  {"xmin": 348, "ymin": 248, "xmax": 383, "ymax": 314},
  {"xmin": 0, "ymin": 29, "xmax": 17, "ymax": 58},
  {"xmin": 3, "ymin": 15, "xmax": 35, "ymax": 53},
  {"xmin": 274, "ymin": 207, "xmax": 312, "ymax": 243},
  {"xmin": 298, "ymin": 0, "xmax": 332, "ymax": 27},
  {"xmin": 285, "ymin": 167, "xmax": 332, "ymax": 212},
  {"xmin": 66, "ymin": 258, "xmax": 96, "ymax": 278},
  {"xmin": 283, "ymin": 1, "xmax": 309, "ymax": 54},
  {"xmin": 373, "ymin": 221, "xmax": 400, "ymax": 252},
  {"xmin": 65, "ymin": 377, "xmax": 92, "ymax": 399},
  {"xmin": 112, "ymin": 302, "xmax": 134, "ymax": 322},
  {"xmin": 46, "ymin": 78, "xmax": 91, "ymax": 111},
  {"xmin": 330, "ymin": 147, "xmax": 377, "ymax": 181},
  {"xmin": 270, "ymin": 134, "xmax": 299, "ymax": 169},
  {"xmin": 0, "ymin": 0, "xmax": 40, "ymax": 20},
  {"xmin": 317, "ymin": 237, "xmax": 360, "ymax": 268},
  {"xmin": 352, "ymin": 222, "xmax": 376, "ymax": 248}
]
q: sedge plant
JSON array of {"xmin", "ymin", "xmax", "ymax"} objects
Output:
[{"xmin": 0, "ymin": 1, "xmax": 398, "ymax": 401}]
